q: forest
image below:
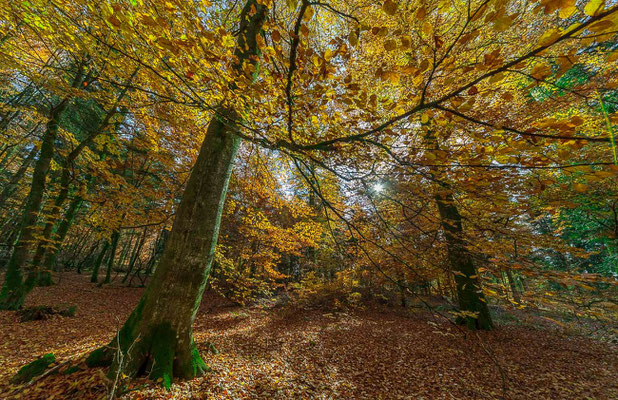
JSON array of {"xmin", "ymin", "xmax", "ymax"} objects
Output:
[{"xmin": 0, "ymin": 0, "xmax": 617, "ymax": 398}]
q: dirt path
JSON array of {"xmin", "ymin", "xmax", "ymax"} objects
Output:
[{"xmin": 1, "ymin": 273, "xmax": 616, "ymax": 399}]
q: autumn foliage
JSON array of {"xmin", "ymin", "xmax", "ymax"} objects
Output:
[{"xmin": 0, "ymin": 0, "xmax": 617, "ymax": 397}]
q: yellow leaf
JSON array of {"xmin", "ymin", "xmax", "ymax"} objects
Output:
[
  {"xmin": 541, "ymin": 0, "xmax": 576, "ymax": 15},
  {"xmin": 530, "ymin": 63, "xmax": 552, "ymax": 80},
  {"xmin": 573, "ymin": 183, "xmax": 587, "ymax": 193},
  {"xmin": 492, "ymin": 16, "xmax": 513, "ymax": 32},
  {"xmin": 558, "ymin": 6, "xmax": 577, "ymax": 18},
  {"xmin": 584, "ymin": 0, "xmax": 604, "ymax": 16},
  {"xmin": 421, "ymin": 113, "xmax": 430, "ymax": 124},
  {"xmin": 400, "ymin": 35, "xmax": 412, "ymax": 48},
  {"xmin": 538, "ymin": 28, "xmax": 562, "ymax": 46},
  {"xmin": 384, "ymin": 39, "xmax": 397, "ymax": 51},
  {"xmin": 382, "ymin": 0, "xmax": 398, "ymax": 16},
  {"xmin": 588, "ymin": 20, "xmax": 615, "ymax": 33},
  {"xmin": 324, "ymin": 49, "xmax": 333, "ymax": 61},
  {"xmin": 416, "ymin": 6, "xmax": 427, "ymax": 20},
  {"xmin": 303, "ymin": 6, "xmax": 314, "ymax": 21},
  {"xmin": 349, "ymin": 31, "xmax": 358, "ymax": 46}
]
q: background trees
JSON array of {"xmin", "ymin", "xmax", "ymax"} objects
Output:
[{"xmin": 0, "ymin": 0, "xmax": 617, "ymax": 388}]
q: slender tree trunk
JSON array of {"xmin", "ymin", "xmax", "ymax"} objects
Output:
[
  {"xmin": 77, "ymin": 240, "xmax": 98, "ymax": 274},
  {"xmin": 505, "ymin": 269, "xmax": 521, "ymax": 304},
  {"xmin": 91, "ymin": 240, "xmax": 109, "ymax": 284},
  {"xmin": 103, "ymin": 230, "xmax": 120, "ymax": 284},
  {"xmin": 29, "ymin": 87, "xmax": 129, "ymax": 285},
  {"xmin": 0, "ymin": 65, "xmax": 84, "ymax": 309},
  {"xmin": 435, "ymin": 191, "xmax": 493, "ymax": 330},
  {"xmin": 39, "ymin": 193, "xmax": 84, "ymax": 279},
  {"xmin": 85, "ymin": 0, "xmax": 268, "ymax": 385},
  {"xmin": 0, "ymin": 146, "xmax": 38, "ymax": 210},
  {"xmin": 117, "ymin": 230, "xmax": 135, "ymax": 271},
  {"xmin": 0, "ymin": 145, "xmax": 18, "ymax": 173},
  {"xmin": 123, "ymin": 227, "xmax": 147, "ymax": 284},
  {"xmin": 40, "ymin": 174, "xmax": 90, "ymax": 275}
]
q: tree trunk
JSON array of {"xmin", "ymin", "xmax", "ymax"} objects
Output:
[
  {"xmin": 435, "ymin": 191, "xmax": 493, "ymax": 330},
  {"xmin": 0, "ymin": 68, "xmax": 83, "ymax": 309},
  {"xmin": 40, "ymin": 183, "xmax": 87, "ymax": 275},
  {"xmin": 145, "ymin": 228, "xmax": 167, "ymax": 276},
  {"xmin": 117, "ymin": 230, "xmax": 136, "ymax": 271},
  {"xmin": 29, "ymin": 95, "xmax": 125, "ymax": 285},
  {"xmin": 85, "ymin": 1, "xmax": 268, "ymax": 385},
  {"xmin": 103, "ymin": 230, "xmax": 120, "ymax": 284},
  {"xmin": 77, "ymin": 240, "xmax": 99, "ymax": 274},
  {"xmin": 91, "ymin": 240, "xmax": 109, "ymax": 284},
  {"xmin": 0, "ymin": 146, "xmax": 38, "ymax": 210},
  {"xmin": 505, "ymin": 269, "xmax": 521, "ymax": 304},
  {"xmin": 123, "ymin": 227, "xmax": 147, "ymax": 284}
]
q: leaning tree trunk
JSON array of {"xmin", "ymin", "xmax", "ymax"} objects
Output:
[
  {"xmin": 90, "ymin": 240, "xmax": 109, "ymax": 284},
  {"xmin": 0, "ymin": 146, "xmax": 38, "ymax": 210},
  {"xmin": 29, "ymin": 85, "xmax": 129, "ymax": 286},
  {"xmin": 40, "ymin": 190, "xmax": 84, "ymax": 275},
  {"xmin": 103, "ymin": 230, "xmax": 120, "ymax": 284},
  {"xmin": 85, "ymin": 0, "xmax": 268, "ymax": 386},
  {"xmin": 435, "ymin": 191, "xmax": 493, "ymax": 330},
  {"xmin": 123, "ymin": 227, "xmax": 147, "ymax": 284},
  {"xmin": 0, "ymin": 65, "xmax": 84, "ymax": 309}
]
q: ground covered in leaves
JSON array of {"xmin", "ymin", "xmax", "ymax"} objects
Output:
[{"xmin": 0, "ymin": 273, "xmax": 616, "ymax": 399}]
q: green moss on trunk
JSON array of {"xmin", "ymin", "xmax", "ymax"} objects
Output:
[
  {"xmin": 90, "ymin": 241, "xmax": 109, "ymax": 284},
  {"xmin": 104, "ymin": 231, "xmax": 120, "ymax": 284},
  {"xmin": 436, "ymin": 191, "xmax": 493, "ymax": 331},
  {"xmin": 0, "ymin": 67, "xmax": 84, "ymax": 310},
  {"xmin": 181, "ymin": 342, "xmax": 210, "ymax": 377},
  {"xmin": 149, "ymin": 323, "xmax": 176, "ymax": 389},
  {"xmin": 10, "ymin": 353, "xmax": 55, "ymax": 384},
  {"xmin": 37, "ymin": 271, "xmax": 53, "ymax": 287},
  {"xmin": 82, "ymin": 0, "xmax": 268, "ymax": 389},
  {"xmin": 85, "ymin": 346, "xmax": 114, "ymax": 368}
]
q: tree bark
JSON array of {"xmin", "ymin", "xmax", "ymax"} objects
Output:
[
  {"xmin": 40, "ymin": 192, "xmax": 84, "ymax": 275},
  {"xmin": 103, "ymin": 230, "xmax": 120, "ymax": 284},
  {"xmin": 0, "ymin": 65, "xmax": 84, "ymax": 309},
  {"xmin": 0, "ymin": 146, "xmax": 38, "ymax": 210},
  {"xmin": 435, "ymin": 191, "xmax": 493, "ymax": 330},
  {"xmin": 90, "ymin": 240, "xmax": 109, "ymax": 284},
  {"xmin": 123, "ymin": 227, "xmax": 147, "ymax": 284},
  {"xmin": 505, "ymin": 269, "xmax": 521, "ymax": 304},
  {"xmin": 85, "ymin": 0, "xmax": 268, "ymax": 386},
  {"xmin": 29, "ymin": 82, "xmax": 130, "ymax": 285}
]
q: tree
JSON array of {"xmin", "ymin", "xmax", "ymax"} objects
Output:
[
  {"xmin": 85, "ymin": 0, "xmax": 269, "ymax": 386},
  {"xmin": 0, "ymin": 62, "xmax": 86, "ymax": 309}
]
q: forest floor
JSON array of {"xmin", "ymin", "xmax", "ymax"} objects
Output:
[{"xmin": 0, "ymin": 273, "xmax": 616, "ymax": 400}]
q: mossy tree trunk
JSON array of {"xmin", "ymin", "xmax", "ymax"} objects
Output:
[
  {"xmin": 29, "ymin": 90, "xmax": 127, "ymax": 286},
  {"xmin": 435, "ymin": 191, "xmax": 493, "ymax": 330},
  {"xmin": 103, "ymin": 230, "xmax": 120, "ymax": 284},
  {"xmin": 123, "ymin": 227, "xmax": 147, "ymax": 284},
  {"xmin": 86, "ymin": 0, "xmax": 268, "ymax": 386},
  {"xmin": 39, "ymin": 191, "xmax": 84, "ymax": 276},
  {"xmin": 86, "ymin": 111, "xmax": 244, "ymax": 383},
  {"xmin": 116, "ymin": 230, "xmax": 135, "ymax": 271},
  {"xmin": 91, "ymin": 240, "xmax": 109, "ymax": 284},
  {"xmin": 0, "ymin": 65, "xmax": 85, "ymax": 310},
  {"xmin": 0, "ymin": 146, "xmax": 38, "ymax": 210}
]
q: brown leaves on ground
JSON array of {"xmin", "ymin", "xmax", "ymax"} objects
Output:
[{"xmin": 1, "ymin": 273, "xmax": 616, "ymax": 399}]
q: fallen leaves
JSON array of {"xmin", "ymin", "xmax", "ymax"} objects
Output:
[{"xmin": 0, "ymin": 274, "xmax": 616, "ymax": 399}]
